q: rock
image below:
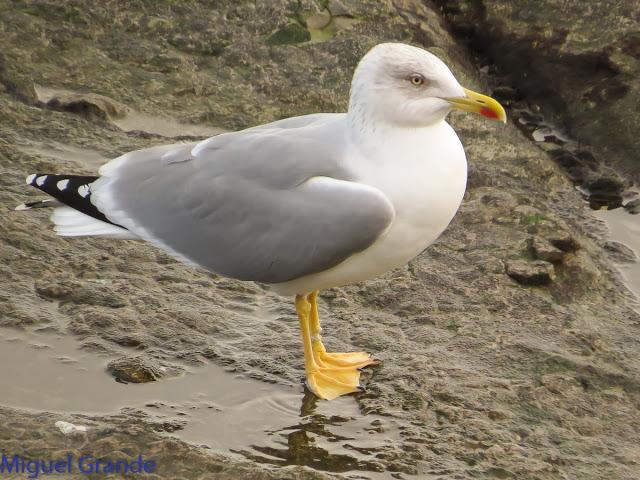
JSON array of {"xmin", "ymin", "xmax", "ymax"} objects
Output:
[
  {"xmin": 547, "ymin": 231, "xmax": 579, "ymax": 253},
  {"xmin": 107, "ymin": 356, "xmax": 162, "ymax": 383},
  {"xmin": 438, "ymin": 0, "xmax": 640, "ymax": 182},
  {"xmin": 624, "ymin": 198, "xmax": 640, "ymax": 214},
  {"xmin": 530, "ymin": 236, "xmax": 564, "ymax": 263},
  {"xmin": 505, "ymin": 260, "xmax": 556, "ymax": 285},
  {"xmin": 46, "ymin": 92, "xmax": 130, "ymax": 121},
  {"xmin": 603, "ymin": 241, "xmax": 637, "ymax": 263},
  {"xmin": 586, "ymin": 177, "xmax": 625, "ymax": 210}
]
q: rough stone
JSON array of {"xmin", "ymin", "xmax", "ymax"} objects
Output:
[
  {"xmin": 46, "ymin": 92, "xmax": 130, "ymax": 121},
  {"xmin": 531, "ymin": 236, "xmax": 565, "ymax": 263},
  {"xmin": 505, "ymin": 260, "xmax": 556, "ymax": 285},
  {"xmin": 546, "ymin": 231, "xmax": 579, "ymax": 253},
  {"xmin": 603, "ymin": 241, "xmax": 637, "ymax": 263},
  {"xmin": 107, "ymin": 356, "xmax": 162, "ymax": 384}
]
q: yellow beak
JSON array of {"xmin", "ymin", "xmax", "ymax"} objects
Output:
[{"xmin": 445, "ymin": 87, "xmax": 507, "ymax": 123}]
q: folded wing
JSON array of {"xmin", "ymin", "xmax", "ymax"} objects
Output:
[{"xmin": 91, "ymin": 116, "xmax": 394, "ymax": 283}]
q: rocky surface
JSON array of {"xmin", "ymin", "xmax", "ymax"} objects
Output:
[
  {"xmin": 436, "ymin": 0, "xmax": 640, "ymax": 182},
  {"xmin": 1, "ymin": 1, "xmax": 640, "ymax": 479}
]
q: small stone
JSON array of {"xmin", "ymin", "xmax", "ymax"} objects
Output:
[
  {"xmin": 107, "ymin": 356, "xmax": 162, "ymax": 383},
  {"xmin": 505, "ymin": 260, "xmax": 555, "ymax": 285},
  {"xmin": 306, "ymin": 10, "xmax": 332, "ymax": 30},
  {"xmin": 531, "ymin": 236, "xmax": 564, "ymax": 263},
  {"xmin": 624, "ymin": 198, "xmax": 640, "ymax": 214}
]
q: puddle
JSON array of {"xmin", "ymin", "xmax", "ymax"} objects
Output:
[
  {"xmin": 35, "ymin": 85, "xmax": 224, "ymax": 138},
  {"xmin": 593, "ymin": 207, "xmax": 640, "ymax": 299},
  {"xmin": 0, "ymin": 329, "xmax": 401, "ymax": 478}
]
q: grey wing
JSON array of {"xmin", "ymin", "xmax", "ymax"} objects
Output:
[{"xmin": 92, "ymin": 120, "xmax": 394, "ymax": 283}]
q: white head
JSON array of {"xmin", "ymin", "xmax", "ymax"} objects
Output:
[{"xmin": 348, "ymin": 43, "xmax": 506, "ymax": 129}]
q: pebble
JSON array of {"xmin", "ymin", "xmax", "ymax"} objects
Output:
[
  {"xmin": 55, "ymin": 421, "xmax": 88, "ymax": 435},
  {"xmin": 623, "ymin": 198, "xmax": 640, "ymax": 214},
  {"xmin": 107, "ymin": 356, "xmax": 162, "ymax": 383}
]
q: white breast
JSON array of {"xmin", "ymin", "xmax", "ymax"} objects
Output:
[{"xmin": 272, "ymin": 121, "xmax": 467, "ymax": 296}]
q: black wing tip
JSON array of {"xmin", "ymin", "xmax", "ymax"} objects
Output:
[
  {"xmin": 24, "ymin": 172, "xmax": 121, "ymax": 228},
  {"xmin": 26, "ymin": 173, "xmax": 99, "ymax": 193}
]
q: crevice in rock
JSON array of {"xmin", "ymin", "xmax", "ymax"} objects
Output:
[{"xmin": 431, "ymin": 0, "xmax": 638, "ymax": 212}]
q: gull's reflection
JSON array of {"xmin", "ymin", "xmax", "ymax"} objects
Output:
[{"xmin": 235, "ymin": 387, "xmax": 392, "ymax": 475}]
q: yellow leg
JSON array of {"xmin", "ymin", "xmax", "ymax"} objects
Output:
[
  {"xmin": 295, "ymin": 294, "xmax": 361, "ymax": 400},
  {"xmin": 308, "ymin": 291, "xmax": 378, "ymax": 369}
]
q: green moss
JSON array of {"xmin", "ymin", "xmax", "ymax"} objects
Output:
[
  {"xmin": 521, "ymin": 214, "xmax": 548, "ymax": 225},
  {"xmin": 267, "ymin": 23, "xmax": 311, "ymax": 45}
]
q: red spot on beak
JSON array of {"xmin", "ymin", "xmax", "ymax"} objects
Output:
[{"xmin": 480, "ymin": 107, "xmax": 500, "ymax": 119}]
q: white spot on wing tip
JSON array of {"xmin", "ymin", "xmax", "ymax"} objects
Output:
[
  {"xmin": 57, "ymin": 179, "xmax": 69, "ymax": 191},
  {"xmin": 78, "ymin": 184, "xmax": 90, "ymax": 198},
  {"xmin": 35, "ymin": 175, "xmax": 47, "ymax": 186},
  {"xmin": 26, "ymin": 174, "xmax": 36, "ymax": 185},
  {"xmin": 14, "ymin": 203, "xmax": 29, "ymax": 211}
]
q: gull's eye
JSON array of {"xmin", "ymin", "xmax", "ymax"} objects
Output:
[{"xmin": 409, "ymin": 74, "xmax": 425, "ymax": 86}]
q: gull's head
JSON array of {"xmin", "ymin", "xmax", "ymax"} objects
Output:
[{"xmin": 348, "ymin": 43, "xmax": 506, "ymax": 128}]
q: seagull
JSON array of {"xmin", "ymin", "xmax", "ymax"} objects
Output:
[{"xmin": 16, "ymin": 43, "xmax": 506, "ymax": 400}]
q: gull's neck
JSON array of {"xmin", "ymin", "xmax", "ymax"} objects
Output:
[{"xmin": 346, "ymin": 105, "xmax": 444, "ymax": 159}]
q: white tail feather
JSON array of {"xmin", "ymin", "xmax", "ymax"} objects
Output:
[{"xmin": 50, "ymin": 207, "xmax": 138, "ymax": 239}]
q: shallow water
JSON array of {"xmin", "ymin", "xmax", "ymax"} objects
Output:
[
  {"xmin": 594, "ymin": 207, "xmax": 640, "ymax": 299},
  {"xmin": 0, "ymin": 329, "xmax": 400, "ymax": 478}
]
